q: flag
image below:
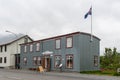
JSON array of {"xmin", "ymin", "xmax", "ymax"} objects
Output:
[{"xmin": 84, "ymin": 7, "xmax": 92, "ymax": 19}]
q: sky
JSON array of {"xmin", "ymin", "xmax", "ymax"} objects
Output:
[{"xmin": 0, "ymin": 0, "xmax": 120, "ymax": 55}]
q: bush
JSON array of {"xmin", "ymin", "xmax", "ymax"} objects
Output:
[{"xmin": 113, "ymin": 72, "xmax": 120, "ymax": 76}]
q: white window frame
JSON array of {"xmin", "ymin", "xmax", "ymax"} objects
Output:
[
  {"xmin": 30, "ymin": 44, "xmax": 33, "ymax": 52},
  {"xmin": 24, "ymin": 45, "xmax": 27, "ymax": 53},
  {"xmin": 66, "ymin": 37, "xmax": 73, "ymax": 48},
  {"xmin": 94, "ymin": 56, "xmax": 98, "ymax": 67},
  {"xmin": 54, "ymin": 55, "xmax": 61, "ymax": 68},
  {"xmin": 23, "ymin": 57, "xmax": 27, "ymax": 65},
  {"xmin": 66, "ymin": 54, "xmax": 73, "ymax": 69},
  {"xmin": 36, "ymin": 43, "xmax": 40, "ymax": 51},
  {"xmin": 33, "ymin": 56, "xmax": 37, "ymax": 65},
  {"xmin": 55, "ymin": 39, "xmax": 61, "ymax": 49},
  {"xmin": 37, "ymin": 57, "xmax": 41, "ymax": 65}
]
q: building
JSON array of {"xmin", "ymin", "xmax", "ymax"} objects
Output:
[
  {"xmin": 20, "ymin": 32, "xmax": 100, "ymax": 72},
  {"xmin": 0, "ymin": 34, "xmax": 33, "ymax": 69}
]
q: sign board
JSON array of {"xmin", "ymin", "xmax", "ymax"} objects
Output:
[
  {"xmin": 117, "ymin": 68, "xmax": 120, "ymax": 73},
  {"xmin": 39, "ymin": 66, "xmax": 44, "ymax": 72}
]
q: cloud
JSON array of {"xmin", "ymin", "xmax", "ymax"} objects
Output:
[{"xmin": 0, "ymin": 0, "xmax": 120, "ymax": 55}]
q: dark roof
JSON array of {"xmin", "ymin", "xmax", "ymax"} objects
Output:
[
  {"xmin": 0, "ymin": 34, "xmax": 33, "ymax": 46},
  {"xmin": 21, "ymin": 31, "xmax": 100, "ymax": 45}
]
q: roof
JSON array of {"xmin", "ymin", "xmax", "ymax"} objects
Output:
[
  {"xmin": 0, "ymin": 34, "xmax": 33, "ymax": 46},
  {"xmin": 21, "ymin": 31, "xmax": 100, "ymax": 45}
]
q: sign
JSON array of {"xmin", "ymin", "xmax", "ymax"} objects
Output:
[
  {"xmin": 39, "ymin": 66, "xmax": 44, "ymax": 72},
  {"xmin": 117, "ymin": 68, "xmax": 120, "ymax": 73}
]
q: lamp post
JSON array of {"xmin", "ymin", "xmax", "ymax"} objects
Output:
[{"xmin": 6, "ymin": 30, "xmax": 19, "ymax": 69}]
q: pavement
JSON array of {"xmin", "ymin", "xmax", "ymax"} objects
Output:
[{"xmin": 0, "ymin": 69, "xmax": 120, "ymax": 80}]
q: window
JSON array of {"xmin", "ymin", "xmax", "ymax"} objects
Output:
[
  {"xmin": 30, "ymin": 44, "xmax": 33, "ymax": 52},
  {"xmin": 4, "ymin": 57, "xmax": 7, "ymax": 63},
  {"xmin": 4, "ymin": 46, "xmax": 7, "ymax": 52},
  {"xmin": 36, "ymin": 43, "xmax": 40, "ymax": 51},
  {"xmin": 33, "ymin": 57, "xmax": 37, "ymax": 65},
  {"xmin": 37, "ymin": 57, "xmax": 41, "ymax": 65},
  {"xmin": 54, "ymin": 55, "xmax": 61, "ymax": 68},
  {"xmin": 24, "ymin": 38, "xmax": 28, "ymax": 43},
  {"xmin": 0, "ymin": 46, "xmax": 3, "ymax": 52},
  {"xmin": 0, "ymin": 57, "xmax": 2, "ymax": 63},
  {"xmin": 66, "ymin": 37, "xmax": 73, "ymax": 48},
  {"xmin": 94, "ymin": 56, "xmax": 98, "ymax": 67},
  {"xmin": 66, "ymin": 55, "xmax": 73, "ymax": 69},
  {"xmin": 55, "ymin": 39, "xmax": 61, "ymax": 49},
  {"xmin": 24, "ymin": 45, "xmax": 27, "ymax": 53},
  {"xmin": 23, "ymin": 57, "xmax": 27, "ymax": 65}
]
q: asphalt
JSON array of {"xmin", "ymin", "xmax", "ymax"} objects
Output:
[{"xmin": 0, "ymin": 69, "xmax": 120, "ymax": 80}]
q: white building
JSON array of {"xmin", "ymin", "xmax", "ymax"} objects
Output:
[{"xmin": 0, "ymin": 34, "xmax": 33, "ymax": 69}]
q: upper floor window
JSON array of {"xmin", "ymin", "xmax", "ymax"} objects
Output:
[
  {"xmin": 55, "ymin": 39, "xmax": 61, "ymax": 49},
  {"xmin": 66, "ymin": 54, "xmax": 73, "ymax": 69},
  {"xmin": 24, "ymin": 38, "xmax": 28, "ymax": 43},
  {"xmin": 24, "ymin": 45, "xmax": 27, "ymax": 53},
  {"xmin": 94, "ymin": 56, "xmax": 98, "ymax": 67},
  {"xmin": 5, "ymin": 45, "xmax": 7, "ymax": 52},
  {"xmin": 66, "ymin": 37, "xmax": 73, "ymax": 48},
  {"xmin": 36, "ymin": 43, "xmax": 40, "ymax": 51},
  {"xmin": 30, "ymin": 44, "xmax": 33, "ymax": 52}
]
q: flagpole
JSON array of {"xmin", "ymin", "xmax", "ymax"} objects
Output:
[{"xmin": 90, "ymin": 6, "xmax": 93, "ymax": 42}]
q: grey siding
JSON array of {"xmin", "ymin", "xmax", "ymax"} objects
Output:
[
  {"xmin": 79, "ymin": 34, "xmax": 100, "ymax": 71},
  {"xmin": 20, "ymin": 32, "xmax": 100, "ymax": 72}
]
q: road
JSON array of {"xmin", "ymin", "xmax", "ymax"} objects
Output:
[{"xmin": 0, "ymin": 69, "xmax": 119, "ymax": 80}]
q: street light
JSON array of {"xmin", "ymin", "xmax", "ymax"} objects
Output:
[{"xmin": 6, "ymin": 30, "xmax": 19, "ymax": 69}]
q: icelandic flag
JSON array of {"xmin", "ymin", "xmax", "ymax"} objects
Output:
[{"xmin": 84, "ymin": 7, "xmax": 92, "ymax": 19}]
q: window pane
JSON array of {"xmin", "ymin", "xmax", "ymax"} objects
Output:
[
  {"xmin": 23, "ymin": 57, "xmax": 27, "ymax": 65},
  {"xmin": 66, "ymin": 55, "xmax": 73, "ymax": 68},
  {"xmin": 67, "ymin": 37, "xmax": 72, "ymax": 48},
  {"xmin": 24, "ymin": 46, "xmax": 27, "ymax": 52},
  {"xmin": 4, "ymin": 57, "xmax": 7, "ymax": 63},
  {"xmin": 0, "ymin": 57, "xmax": 2, "ymax": 63},
  {"xmin": 56, "ymin": 39, "xmax": 60, "ymax": 49},
  {"xmin": 36, "ymin": 43, "xmax": 40, "ymax": 51},
  {"xmin": 30, "ymin": 44, "xmax": 33, "ymax": 52},
  {"xmin": 55, "ymin": 56, "xmax": 61, "ymax": 68},
  {"xmin": 94, "ymin": 56, "xmax": 98, "ymax": 67},
  {"xmin": 37, "ymin": 57, "xmax": 41, "ymax": 65},
  {"xmin": 33, "ymin": 57, "xmax": 37, "ymax": 65}
]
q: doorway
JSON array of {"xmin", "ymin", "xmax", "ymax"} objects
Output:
[
  {"xmin": 15, "ymin": 54, "xmax": 20, "ymax": 69},
  {"xmin": 41, "ymin": 55, "xmax": 51, "ymax": 71}
]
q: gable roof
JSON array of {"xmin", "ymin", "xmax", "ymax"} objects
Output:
[
  {"xmin": 21, "ymin": 31, "xmax": 100, "ymax": 45},
  {"xmin": 0, "ymin": 34, "xmax": 33, "ymax": 46}
]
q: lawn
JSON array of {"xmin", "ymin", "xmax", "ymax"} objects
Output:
[{"xmin": 80, "ymin": 70, "xmax": 120, "ymax": 76}]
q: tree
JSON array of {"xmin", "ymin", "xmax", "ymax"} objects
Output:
[{"xmin": 100, "ymin": 47, "xmax": 120, "ymax": 70}]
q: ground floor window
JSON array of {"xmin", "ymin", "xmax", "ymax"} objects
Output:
[
  {"xmin": 66, "ymin": 54, "xmax": 73, "ymax": 69},
  {"xmin": 33, "ymin": 57, "xmax": 37, "ymax": 65},
  {"xmin": 54, "ymin": 55, "xmax": 61, "ymax": 68},
  {"xmin": 37, "ymin": 57, "xmax": 41, "ymax": 65},
  {"xmin": 0, "ymin": 57, "xmax": 2, "ymax": 63},
  {"xmin": 23, "ymin": 57, "xmax": 27, "ymax": 65},
  {"xmin": 94, "ymin": 56, "xmax": 98, "ymax": 67},
  {"xmin": 4, "ymin": 57, "xmax": 7, "ymax": 63}
]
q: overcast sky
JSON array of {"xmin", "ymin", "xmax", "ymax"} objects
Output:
[{"xmin": 0, "ymin": 0, "xmax": 120, "ymax": 55}]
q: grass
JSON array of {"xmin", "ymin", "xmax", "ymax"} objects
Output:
[{"xmin": 80, "ymin": 70, "xmax": 120, "ymax": 76}]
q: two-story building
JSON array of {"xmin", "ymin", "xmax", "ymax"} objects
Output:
[
  {"xmin": 20, "ymin": 32, "xmax": 100, "ymax": 72},
  {"xmin": 0, "ymin": 34, "xmax": 33, "ymax": 69}
]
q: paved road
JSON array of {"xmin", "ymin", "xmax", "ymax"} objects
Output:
[{"xmin": 0, "ymin": 69, "xmax": 119, "ymax": 80}]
